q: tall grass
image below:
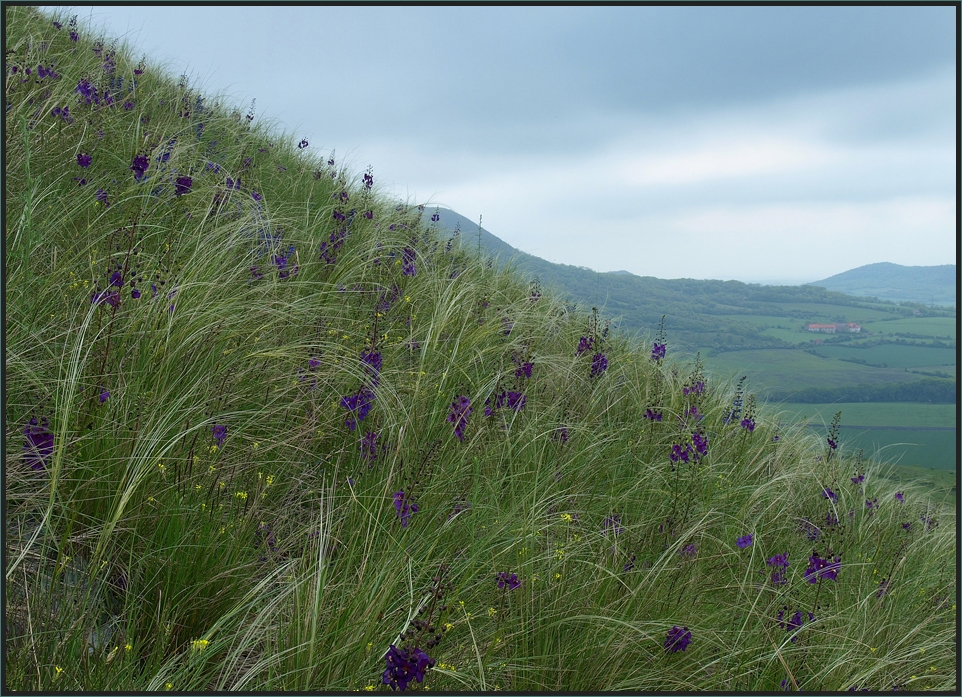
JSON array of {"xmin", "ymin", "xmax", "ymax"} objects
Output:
[{"xmin": 4, "ymin": 7, "xmax": 956, "ymax": 691}]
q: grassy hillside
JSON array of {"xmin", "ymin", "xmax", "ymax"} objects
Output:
[{"xmin": 4, "ymin": 8, "xmax": 957, "ymax": 692}]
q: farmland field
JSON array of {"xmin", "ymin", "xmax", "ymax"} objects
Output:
[
  {"xmin": 778, "ymin": 402, "xmax": 956, "ymax": 428},
  {"xmin": 862, "ymin": 316, "xmax": 957, "ymax": 339},
  {"xmin": 812, "ymin": 344, "xmax": 957, "ymax": 369},
  {"xmin": 699, "ymin": 348, "xmax": 923, "ymax": 394}
]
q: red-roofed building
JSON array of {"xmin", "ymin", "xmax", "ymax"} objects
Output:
[{"xmin": 807, "ymin": 323, "xmax": 836, "ymax": 333}]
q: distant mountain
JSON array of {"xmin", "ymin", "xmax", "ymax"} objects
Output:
[
  {"xmin": 806, "ymin": 262, "xmax": 956, "ymax": 307},
  {"xmin": 422, "ymin": 208, "xmax": 953, "ymax": 352}
]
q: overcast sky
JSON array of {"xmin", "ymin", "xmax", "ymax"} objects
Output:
[{"xmin": 61, "ymin": 5, "xmax": 956, "ymax": 284}]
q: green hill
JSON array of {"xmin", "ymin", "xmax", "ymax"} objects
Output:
[
  {"xmin": 5, "ymin": 8, "xmax": 955, "ymax": 692},
  {"xmin": 807, "ymin": 262, "xmax": 956, "ymax": 307}
]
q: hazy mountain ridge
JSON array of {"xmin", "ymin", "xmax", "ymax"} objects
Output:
[
  {"xmin": 806, "ymin": 262, "xmax": 956, "ymax": 306},
  {"xmin": 423, "ymin": 207, "xmax": 952, "ymax": 350}
]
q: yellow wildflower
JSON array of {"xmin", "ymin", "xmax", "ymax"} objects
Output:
[
  {"xmin": 191, "ymin": 639, "xmax": 209, "ymax": 651},
  {"xmin": 235, "ymin": 491, "xmax": 248, "ymax": 500},
  {"xmin": 560, "ymin": 513, "xmax": 573, "ymax": 523}
]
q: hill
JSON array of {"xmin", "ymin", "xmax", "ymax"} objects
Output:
[
  {"xmin": 806, "ymin": 262, "xmax": 956, "ymax": 307},
  {"xmin": 5, "ymin": 8, "xmax": 955, "ymax": 692}
]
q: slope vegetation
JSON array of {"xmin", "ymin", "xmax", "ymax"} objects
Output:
[{"xmin": 4, "ymin": 8, "xmax": 956, "ymax": 692}]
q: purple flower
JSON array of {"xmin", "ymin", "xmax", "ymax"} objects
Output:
[
  {"xmin": 664, "ymin": 626, "xmax": 691, "ymax": 653},
  {"xmin": 211, "ymin": 423, "xmax": 227, "ymax": 447},
  {"xmin": 850, "ymin": 473, "xmax": 864, "ymax": 486},
  {"xmin": 827, "ymin": 437, "xmax": 838, "ymax": 450},
  {"xmin": 804, "ymin": 552, "xmax": 841, "ymax": 583},
  {"xmin": 765, "ymin": 553, "xmax": 788, "ymax": 586},
  {"xmin": 505, "ymin": 391, "xmax": 526, "ymax": 412},
  {"xmin": 644, "ymin": 408, "xmax": 663, "ymax": 422},
  {"xmin": 691, "ymin": 431, "xmax": 708, "ymax": 457},
  {"xmin": 123, "ymin": 101, "xmax": 134, "ymax": 110},
  {"xmin": 822, "ymin": 487, "xmax": 838, "ymax": 502},
  {"xmin": 401, "ymin": 247, "xmax": 416, "ymax": 277},
  {"xmin": 894, "ymin": 492, "xmax": 904, "ymax": 503},
  {"xmin": 109, "ymin": 271, "xmax": 124, "ymax": 288},
  {"xmin": 736, "ymin": 534, "xmax": 753, "ymax": 549},
  {"xmin": 76, "ymin": 153, "xmax": 91, "ymax": 168},
  {"xmin": 174, "ymin": 176, "xmax": 192, "ymax": 196},
  {"xmin": 393, "ymin": 490, "xmax": 419, "ymax": 528},
  {"xmin": 679, "ymin": 543, "xmax": 697, "ymax": 560},
  {"xmin": 669, "ymin": 443, "xmax": 692, "ymax": 464},
  {"xmin": 447, "ymin": 395, "xmax": 472, "ymax": 442},
  {"xmin": 69, "ymin": 30, "xmax": 79, "ymax": 42},
  {"xmin": 252, "ymin": 190, "xmax": 262, "ymax": 201},
  {"xmin": 576, "ymin": 336, "xmax": 594, "ymax": 356},
  {"xmin": 131, "ymin": 287, "xmax": 141, "ymax": 299},
  {"xmin": 341, "ymin": 389, "xmax": 375, "ymax": 431},
  {"xmin": 682, "ymin": 381, "xmax": 705, "ymax": 396},
  {"xmin": 23, "ymin": 417, "xmax": 54, "ymax": 471},
  {"xmin": 361, "ymin": 431, "xmax": 379, "ymax": 462},
  {"xmin": 514, "ymin": 361, "xmax": 533, "ymax": 379},
  {"xmin": 590, "ymin": 353, "xmax": 608, "ymax": 378},
  {"xmin": 361, "ymin": 349, "xmax": 382, "ymax": 385},
  {"xmin": 740, "ymin": 418, "xmax": 755, "ymax": 432},
  {"xmin": 298, "ymin": 139, "xmax": 309, "ymax": 149},
  {"xmin": 777, "ymin": 608, "xmax": 813, "ymax": 641},
  {"xmin": 554, "ymin": 426, "xmax": 569, "ymax": 443},
  {"xmin": 130, "ymin": 154, "xmax": 149, "ymax": 181},
  {"xmin": 496, "ymin": 572, "xmax": 520, "ymax": 590},
  {"xmin": 382, "ymin": 644, "xmax": 434, "ymax": 691},
  {"xmin": 52, "ymin": 105, "xmax": 74, "ymax": 123},
  {"xmin": 651, "ymin": 342, "xmax": 666, "ymax": 362},
  {"xmin": 99, "ymin": 387, "xmax": 110, "ymax": 403},
  {"xmin": 363, "ymin": 171, "xmax": 374, "ymax": 190},
  {"xmin": 95, "ymin": 188, "xmax": 110, "ymax": 206},
  {"xmin": 602, "ymin": 515, "xmax": 624, "ymax": 537},
  {"xmin": 308, "ymin": 356, "xmax": 321, "ymax": 371}
]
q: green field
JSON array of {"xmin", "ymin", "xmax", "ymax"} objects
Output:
[
  {"xmin": 699, "ymin": 348, "xmax": 922, "ymax": 394},
  {"xmin": 810, "ymin": 344, "xmax": 957, "ymax": 370},
  {"xmin": 863, "ymin": 316, "xmax": 957, "ymax": 339},
  {"xmin": 777, "ymin": 402, "xmax": 956, "ymax": 428}
]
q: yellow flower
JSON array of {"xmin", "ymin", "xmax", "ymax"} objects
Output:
[
  {"xmin": 166, "ymin": 682, "xmax": 173, "ymax": 690},
  {"xmin": 55, "ymin": 666, "xmax": 64, "ymax": 676},
  {"xmin": 366, "ymin": 642, "xmax": 373, "ymax": 652},
  {"xmin": 235, "ymin": 491, "xmax": 248, "ymax": 500},
  {"xmin": 191, "ymin": 638, "xmax": 209, "ymax": 651},
  {"xmin": 870, "ymin": 647, "xmax": 877, "ymax": 652},
  {"xmin": 125, "ymin": 643, "xmax": 132, "ymax": 651},
  {"xmin": 266, "ymin": 475, "xmax": 275, "ymax": 487},
  {"xmin": 157, "ymin": 462, "xmax": 166, "ymax": 472},
  {"xmin": 444, "ymin": 623, "xmax": 454, "ymax": 632},
  {"xmin": 560, "ymin": 513, "xmax": 573, "ymax": 523},
  {"xmin": 555, "ymin": 548, "xmax": 565, "ymax": 560},
  {"xmin": 487, "ymin": 607, "xmax": 497, "ymax": 617},
  {"xmin": 554, "ymin": 573, "xmax": 562, "ymax": 580},
  {"xmin": 252, "ymin": 442, "xmax": 259, "ymax": 449},
  {"xmin": 364, "ymin": 686, "xmax": 375, "ymax": 691}
]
